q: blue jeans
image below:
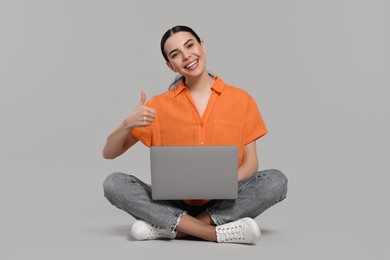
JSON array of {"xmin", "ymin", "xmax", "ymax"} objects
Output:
[{"xmin": 103, "ymin": 169, "xmax": 287, "ymax": 232}]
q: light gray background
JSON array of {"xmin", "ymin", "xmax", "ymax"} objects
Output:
[{"xmin": 1, "ymin": 0, "xmax": 389, "ymax": 259}]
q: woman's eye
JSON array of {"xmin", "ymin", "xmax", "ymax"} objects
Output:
[
  {"xmin": 187, "ymin": 43, "xmax": 194, "ymax": 48},
  {"xmin": 171, "ymin": 53, "xmax": 178, "ymax": 59}
]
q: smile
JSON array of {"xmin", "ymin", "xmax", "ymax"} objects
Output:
[{"xmin": 185, "ymin": 59, "xmax": 198, "ymax": 70}]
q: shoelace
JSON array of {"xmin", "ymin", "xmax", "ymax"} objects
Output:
[
  {"xmin": 216, "ymin": 223, "xmax": 245, "ymax": 242},
  {"xmin": 147, "ymin": 224, "xmax": 173, "ymax": 239}
]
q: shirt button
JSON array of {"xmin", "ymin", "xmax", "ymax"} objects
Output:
[
  {"xmin": 200, "ymin": 141, "xmax": 204, "ymax": 145},
  {"xmin": 200, "ymin": 123, "xmax": 204, "ymax": 127}
]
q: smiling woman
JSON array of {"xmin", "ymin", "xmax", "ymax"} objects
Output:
[
  {"xmin": 160, "ymin": 25, "xmax": 215, "ymax": 90},
  {"xmin": 102, "ymin": 25, "xmax": 288, "ymax": 244}
]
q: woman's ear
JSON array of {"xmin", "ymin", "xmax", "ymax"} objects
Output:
[{"xmin": 166, "ymin": 61, "xmax": 177, "ymax": 73}]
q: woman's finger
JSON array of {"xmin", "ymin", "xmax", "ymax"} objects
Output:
[
  {"xmin": 137, "ymin": 91, "xmax": 146, "ymax": 107},
  {"xmin": 143, "ymin": 110, "xmax": 156, "ymax": 119}
]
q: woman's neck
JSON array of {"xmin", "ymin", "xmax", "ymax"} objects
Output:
[{"xmin": 184, "ymin": 71, "xmax": 214, "ymax": 94}]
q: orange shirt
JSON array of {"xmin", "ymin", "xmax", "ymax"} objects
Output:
[{"xmin": 131, "ymin": 77, "xmax": 268, "ymax": 206}]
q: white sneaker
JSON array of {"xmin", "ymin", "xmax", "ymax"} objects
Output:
[
  {"xmin": 130, "ymin": 220, "xmax": 177, "ymax": 240},
  {"xmin": 216, "ymin": 217, "xmax": 261, "ymax": 244}
]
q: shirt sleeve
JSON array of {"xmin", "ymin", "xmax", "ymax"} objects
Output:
[
  {"xmin": 130, "ymin": 100, "xmax": 154, "ymax": 147},
  {"xmin": 243, "ymin": 94, "xmax": 268, "ymax": 144}
]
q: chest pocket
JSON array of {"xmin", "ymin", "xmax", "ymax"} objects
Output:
[{"xmin": 212, "ymin": 119, "xmax": 243, "ymax": 145}]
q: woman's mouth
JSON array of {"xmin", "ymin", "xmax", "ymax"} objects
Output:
[{"xmin": 185, "ymin": 59, "xmax": 198, "ymax": 70}]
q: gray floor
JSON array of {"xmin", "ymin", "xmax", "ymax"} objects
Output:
[{"xmin": 1, "ymin": 148, "xmax": 388, "ymax": 260}]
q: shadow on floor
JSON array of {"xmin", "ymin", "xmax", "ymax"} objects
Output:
[
  {"xmin": 87, "ymin": 223, "xmax": 280, "ymax": 243},
  {"xmin": 86, "ymin": 224, "xmax": 132, "ymax": 237}
]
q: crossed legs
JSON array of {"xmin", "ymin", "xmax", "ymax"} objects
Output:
[
  {"xmin": 175, "ymin": 211, "xmax": 216, "ymax": 241},
  {"xmin": 103, "ymin": 169, "xmax": 288, "ymax": 242}
]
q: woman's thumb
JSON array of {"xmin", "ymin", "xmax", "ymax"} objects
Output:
[{"xmin": 137, "ymin": 91, "xmax": 146, "ymax": 107}]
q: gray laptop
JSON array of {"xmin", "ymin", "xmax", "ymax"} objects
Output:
[{"xmin": 150, "ymin": 146, "xmax": 238, "ymax": 200}]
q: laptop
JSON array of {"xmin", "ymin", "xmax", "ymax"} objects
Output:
[{"xmin": 150, "ymin": 146, "xmax": 238, "ymax": 200}]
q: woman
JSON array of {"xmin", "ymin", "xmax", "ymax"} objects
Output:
[{"xmin": 102, "ymin": 25, "xmax": 287, "ymax": 244}]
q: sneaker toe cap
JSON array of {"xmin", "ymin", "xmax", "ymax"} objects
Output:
[
  {"xmin": 242, "ymin": 218, "xmax": 261, "ymax": 242},
  {"xmin": 130, "ymin": 221, "xmax": 149, "ymax": 240}
]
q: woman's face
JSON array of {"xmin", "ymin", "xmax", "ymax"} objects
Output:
[{"xmin": 164, "ymin": 31, "xmax": 206, "ymax": 78}]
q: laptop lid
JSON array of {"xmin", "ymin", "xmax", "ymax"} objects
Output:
[{"xmin": 150, "ymin": 146, "xmax": 238, "ymax": 200}]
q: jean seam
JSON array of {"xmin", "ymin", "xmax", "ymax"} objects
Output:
[
  {"xmin": 254, "ymin": 194, "xmax": 287, "ymax": 216},
  {"xmin": 130, "ymin": 175, "xmax": 184, "ymax": 230}
]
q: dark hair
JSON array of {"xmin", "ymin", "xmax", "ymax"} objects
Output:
[
  {"xmin": 161, "ymin": 25, "xmax": 214, "ymax": 90},
  {"xmin": 160, "ymin": 25, "xmax": 201, "ymax": 62}
]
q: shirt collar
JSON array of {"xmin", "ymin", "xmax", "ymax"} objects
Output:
[
  {"xmin": 172, "ymin": 76, "xmax": 225, "ymax": 97},
  {"xmin": 211, "ymin": 77, "xmax": 224, "ymax": 94},
  {"xmin": 172, "ymin": 79, "xmax": 187, "ymax": 97}
]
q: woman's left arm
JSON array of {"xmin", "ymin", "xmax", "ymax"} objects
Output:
[{"xmin": 238, "ymin": 141, "xmax": 259, "ymax": 182}]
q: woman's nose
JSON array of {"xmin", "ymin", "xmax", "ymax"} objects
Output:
[{"xmin": 182, "ymin": 51, "xmax": 191, "ymax": 61}]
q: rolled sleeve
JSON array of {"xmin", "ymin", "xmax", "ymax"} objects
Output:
[{"xmin": 243, "ymin": 95, "xmax": 268, "ymax": 144}]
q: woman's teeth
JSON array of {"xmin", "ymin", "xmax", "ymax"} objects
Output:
[{"xmin": 186, "ymin": 60, "xmax": 198, "ymax": 69}]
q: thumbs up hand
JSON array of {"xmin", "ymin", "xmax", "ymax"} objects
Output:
[
  {"xmin": 137, "ymin": 90, "xmax": 147, "ymax": 107},
  {"xmin": 125, "ymin": 91, "xmax": 156, "ymax": 128}
]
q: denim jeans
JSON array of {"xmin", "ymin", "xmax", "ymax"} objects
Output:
[{"xmin": 103, "ymin": 169, "xmax": 287, "ymax": 232}]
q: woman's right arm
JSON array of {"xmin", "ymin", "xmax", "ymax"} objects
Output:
[{"xmin": 102, "ymin": 91, "xmax": 156, "ymax": 159}]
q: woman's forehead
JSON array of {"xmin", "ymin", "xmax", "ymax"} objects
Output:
[{"xmin": 164, "ymin": 32, "xmax": 196, "ymax": 51}]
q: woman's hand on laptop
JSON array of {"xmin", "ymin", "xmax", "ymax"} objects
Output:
[{"xmin": 124, "ymin": 91, "xmax": 156, "ymax": 129}]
